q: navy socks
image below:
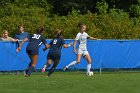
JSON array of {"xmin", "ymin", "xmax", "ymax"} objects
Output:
[{"xmin": 27, "ymin": 66, "xmax": 34, "ymax": 76}]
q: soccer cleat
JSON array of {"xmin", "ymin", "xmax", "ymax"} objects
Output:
[
  {"xmin": 46, "ymin": 75, "xmax": 49, "ymax": 78},
  {"xmin": 63, "ymin": 67, "xmax": 68, "ymax": 71},
  {"xmin": 24, "ymin": 69, "xmax": 28, "ymax": 75},
  {"xmin": 42, "ymin": 68, "xmax": 46, "ymax": 73},
  {"xmin": 25, "ymin": 74, "xmax": 30, "ymax": 77}
]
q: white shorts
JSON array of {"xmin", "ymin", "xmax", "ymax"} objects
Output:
[{"xmin": 78, "ymin": 49, "xmax": 89, "ymax": 57}]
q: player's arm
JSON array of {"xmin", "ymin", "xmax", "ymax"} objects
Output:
[
  {"xmin": 63, "ymin": 42, "xmax": 73, "ymax": 48},
  {"xmin": 42, "ymin": 36, "xmax": 50, "ymax": 51},
  {"xmin": 61, "ymin": 38, "xmax": 73, "ymax": 48},
  {"xmin": 16, "ymin": 37, "xmax": 28, "ymax": 52},
  {"xmin": 88, "ymin": 37, "xmax": 100, "ymax": 40},
  {"xmin": 86, "ymin": 33, "xmax": 101, "ymax": 40},
  {"xmin": 43, "ymin": 44, "xmax": 50, "ymax": 51},
  {"xmin": 73, "ymin": 40, "xmax": 77, "ymax": 53},
  {"xmin": 87, "ymin": 35, "xmax": 101, "ymax": 40},
  {"xmin": 73, "ymin": 33, "xmax": 79, "ymax": 53}
]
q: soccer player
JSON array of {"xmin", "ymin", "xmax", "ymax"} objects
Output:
[
  {"xmin": 63, "ymin": 23, "xmax": 100, "ymax": 76},
  {"xmin": 16, "ymin": 27, "xmax": 49, "ymax": 77},
  {"xmin": 41, "ymin": 30, "xmax": 73, "ymax": 77}
]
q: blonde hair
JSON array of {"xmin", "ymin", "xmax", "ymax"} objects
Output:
[
  {"xmin": 3, "ymin": 30, "xmax": 8, "ymax": 32},
  {"xmin": 54, "ymin": 29, "xmax": 63, "ymax": 38},
  {"xmin": 3, "ymin": 30, "xmax": 9, "ymax": 34},
  {"xmin": 78, "ymin": 23, "xmax": 86, "ymax": 28}
]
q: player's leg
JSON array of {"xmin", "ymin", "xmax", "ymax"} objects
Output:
[
  {"xmin": 42, "ymin": 52, "xmax": 52, "ymax": 73},
  {"xmin": 47, "ymin": 60, "xmax": 59, "ymax": 77},
  {"xmin": 84, "ymin": 51, "xmax": 92, "ymax": 75},
  {"xmin": 25, "ymin": 62, "xmax": 31, "ymax": 75},
  {"xmin": 85, "ymin": 55, "xmax": 92, "ymax": 72},
  {"xmin": 47, "ymin": 53, "xmax": 60, "ymax": 77},
  {"xmin": 25, "ymin": 50, "xmax": 33, "ymax": 76},
  {"xmin": 26, "ymin": 54, "xmax": 38, "ymax": 76},
  {"xmin": 42, "ymin": 59, "xmax": 52, "ymax": 73},
  {"xmin": 63, "ymin": 54, "xmax": 82, "ymax": 71}
]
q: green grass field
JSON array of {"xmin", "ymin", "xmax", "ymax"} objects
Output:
[{"xmin": 0, "ymin": 72, "xmax": 139, "ymax": 93}]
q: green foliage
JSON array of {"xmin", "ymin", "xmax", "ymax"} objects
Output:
[
  {"xmin": 0, "ymin": 1, "xmax": 51, "ymax": 36},
  {"xmin": 96, "ymin": 0, "xmax": 108, "ymax": 14},
  {"xmin": 0, "ymin": 0, "xmax": 140, "ymax": 39},
  {"xmin": 130, "ymin": 4, "xmax": 140, "ymax": 17},
  {"xmin": 136, "ymin": 0, "xmax": 140, "ymax": 5}
]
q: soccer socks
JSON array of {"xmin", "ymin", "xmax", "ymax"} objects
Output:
[
  {"xmin": 44, "ymin": 63, "xmax": 51, "ymax": 69},
  {"xmin": 47, "ymin": 65, "xmax": 57, "ymax": 77},
  {"xmin": 27, "ymin": 66, "xmax": 34, "ymax": 76},
  {"xmin": 25, "ymin": 62, "xmax": 32, "ymax": 75},
  {"xmin": 87, "ymin": 64, "xmax": 91, "ymax": 73},
  {"xmin": 66, "ymin": 61, "xmax": 77, "ymax": 68},
  {"xmin": 42, "ymin": 64, "xmax": 51, "ymax": 73}
]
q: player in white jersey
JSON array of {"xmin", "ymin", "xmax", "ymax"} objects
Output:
[{"xmin": 63, "ymin": 23, "xmax": 100, "ymax": 76}]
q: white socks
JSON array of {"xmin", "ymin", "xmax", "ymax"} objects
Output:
[
  {"xmin": 66, "ymin": 61, "xmax": 77, "ymax": 68},
  {"xmin": 87, "ymin": 64, "xmax": 91, "ymax": 73},
  {"xmin": 43, "ymin": 65, "xmax": 47, "ymax": 69},
  {"xmin": 66, "ymin": 61, "xmax": 92, "ymax": 73}
]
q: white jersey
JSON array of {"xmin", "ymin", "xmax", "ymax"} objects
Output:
[{"xmin": 75, "ymin": 32, "xmax": 89, "ymax": 51}]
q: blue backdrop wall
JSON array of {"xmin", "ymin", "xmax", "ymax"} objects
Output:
[{"xmin": 0, "ymin": 40, "xmax": 140, "ymax": 71}]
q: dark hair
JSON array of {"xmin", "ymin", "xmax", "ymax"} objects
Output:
[
  {"xmin": 78, "ymin": 23, "xmax": 86, "ymax": 28},
  {"xmin": 37, "ymin": 27, "xmax": 44, "ymax": 34},
  {"xmin": 18, "ymin": 25, "xmax": 24, "ymax": 29}
]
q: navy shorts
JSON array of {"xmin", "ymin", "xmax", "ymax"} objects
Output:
[
  {"xmin": 47, "ymin": 51, "xmax": 61, "ymax": 61},
  {"xmin": 26, "ymin": 49, "xmax": 38, "ymax": 55}
]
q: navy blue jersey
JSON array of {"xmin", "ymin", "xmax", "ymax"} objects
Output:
[
  {"xmin": 49, "ymin": 38, "xmax": 65, "ymax": 53},
  {"xmin": 26, "ymin": 34, "xmax": 47, "ymax": 51}
]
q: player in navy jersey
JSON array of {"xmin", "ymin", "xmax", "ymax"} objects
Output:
[
  {"xmin": 16, "ymin": 27, "xmax": 49, "ymax": 77},
  {"xmin": 42, "ymin": 30, "xmax": 73, "ymax": 77}
]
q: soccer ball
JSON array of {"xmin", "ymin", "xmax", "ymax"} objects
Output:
[{"xmin": 87, "ymin": 71, "xmax": 94, "ymax": 76}]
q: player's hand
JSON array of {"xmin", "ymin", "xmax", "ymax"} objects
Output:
[
  {"xmin": 16, "ymin": 47, "xmax": 21, "ymax": 52},
  {"xmin": 68, "ymin": 42, "xmax": 73, "ymax": 47},
  {"xmin": 69, "ymin": 42, "xmax": 73, "ymax": 46},
  {"xmin": 43, "ymin": 48, "xmax": 47, "ymax": 51}
]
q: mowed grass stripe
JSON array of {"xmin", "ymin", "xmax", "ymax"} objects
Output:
[{"xmin": 0, "ymin": 72, "xmax": 139, "ymax": 93}]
